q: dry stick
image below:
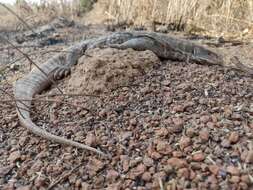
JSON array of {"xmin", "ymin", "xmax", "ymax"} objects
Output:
[
  {"xmin": 0, "ymin": 87, "xmax": 29, "ymax": 119},
  {"xmin": 4, "ymin": 49, "xmax": 72, "ymax": 70},
  {"xmin": 0, "ymin": 49, "xmax": 71, "ymax": 74},
  {"xmin": 0, "ymin": 2, "xmax": 38, "ymax": 36},
  {"xmin": 48, "ymin": 163, "xmax": 82, "ymax": 190},
  {"xmin": 0, "ymin": 98, "xmax": 91, "ymax": 113},
  {"xmin": 0, "ymin": 87, "xmax": 29, "ymax": 110},
  {"xmin": 0, "ymin": 45, "xmax": 43, "ymax": 51},
  {"xmin": 0, "ymin": 101, "xmax": 40, "ymax": 116},
  {"xmin": 1, "ymin": 89, "xmax": 107, "ymax": 158},
  {"xmin": 37, "ymin": 92, "xmax": 101, "ymax": 98},
  {"xmin": 0, "ymin": 36, "xmax": 63, "ymax": 94},
  {"xmin": 0, "ymin": 75, "xmax": 32, "ymax": 111}
]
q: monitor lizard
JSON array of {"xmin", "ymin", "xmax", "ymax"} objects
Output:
[{"xmin": 13, "ymin": 31, "xmax": 234, "ymax": 157}]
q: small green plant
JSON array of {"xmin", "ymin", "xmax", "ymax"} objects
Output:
[{"xmin": 79, "ymin": 0, "xmax": 96, "ymax": 13}]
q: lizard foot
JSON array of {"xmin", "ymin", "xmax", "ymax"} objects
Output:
[{"xmin": 53, "ymin": 66, "xmax": 71, "ymax": 80}]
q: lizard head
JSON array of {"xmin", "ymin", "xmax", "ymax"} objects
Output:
[
  {"xmin": 107, "ymin": 32, "xmax": 134, "ymax": 45},
  {"xmin": 193, "ymin": 46, "xmax": 223, "ymax": 65}
]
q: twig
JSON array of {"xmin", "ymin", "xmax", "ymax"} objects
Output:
[
  {"xmin": 158, "ymin": 177, "xmax": 164, "ymax": 190},
  {"xmin": 0, "ymin": 101, "xmax": 38, "ymax": 115},
  {"xmin": 37, "ymin": 93, "xmax": 101, "ymax": 98},
  {"xmin": 0, "ymin": 3, "xmax": 39, "ymax": 36},
  {"xmin": 0, "ymin": 35, "xmax": 63, "ymax": 94},
  {"xmin": 0, "ymin": 87, "xmax": 30, "ymax": 110},
  {"xmin": 0, "ymin": 45, "xmax": 42, "ymax": 51},
  {"xmin": 0, "ymin": 49, "xmax": 69, "ymax": 74},
  {"xmin": 0, "ymin": 87, "xmax": 29, "ymax": 119},
  {"xmin": 0, "ymin": 98, "xmax": 91, "ymax": 113},
  {"xmin": 48, "ymin": 163, "xmax": 82, "ymax": 190}
]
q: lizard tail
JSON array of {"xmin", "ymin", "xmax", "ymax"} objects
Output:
[{"xmin": 14, "ymin": 65, "xmax": 108, "ymax": 157}]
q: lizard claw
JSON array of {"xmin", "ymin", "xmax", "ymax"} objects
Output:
[{"xmin": 53, "ymin": 66, "xmax": 71, "ymax": 80}]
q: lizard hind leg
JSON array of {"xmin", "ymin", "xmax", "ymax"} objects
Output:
[{"xmin": 53, "ymin": 66, "xmax": 71, "ymax": 80}]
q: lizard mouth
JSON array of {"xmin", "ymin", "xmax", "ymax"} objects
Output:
[{"xmin": 193, "ymin": 47, "xmax": 223, "ymax": 65}]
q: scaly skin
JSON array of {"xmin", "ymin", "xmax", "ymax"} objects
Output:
[{"xmin": 14, "ymin": 31, "xmax": 222, "ymax": 156}]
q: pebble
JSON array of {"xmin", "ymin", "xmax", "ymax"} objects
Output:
[
  {"xmin": 229, "ymin": 175, "xmax": 240, "ymax": 183},
  {"xmin": 226, "ymin": 166, "xmax": 240, "ymax": 175},
  {"xmin": 156, "ymin": 141, "xmax": 172, "ymax": 155},
  {"xmin": 172, "ymin": 105, "xmax": 184, "ymax": 113},
  {"xmin": 231, "ymin": 113, "xmax": 243, "ymax": 120},
  {"xmin": 128, "ymin": 164, "xmax": 146, "ymax": 179},
  {"xmin": 221, "ymin": 139, "xmax": 231, "ymax": 148},
  {"xmin": 199, "ymin": 129, "xmax": 209, "ymax": 142},
  {"xmin": 171, "ymin": 117, "xmax": 184, "ymax": 132},
  {"xmin": 85, "ymin": 132, "xmax": 97, "ymax": 146},
  {"xmin": 143, "ymin": 156, "xmax": 154, "ymax": 167},
  {"xmin": 106, "ymin": 170, "xmax": 119, "ymax": 182},
  {"xmin": 2, "ymin": 43, "xmax": 253, "ymax": 189},
  {"xmin": 167, "ymin": 158, "xmax": 187, "ymax": 169},
  {"xmin": 239, "ymin": 182, "xmax": 248, "ymax": 190},
  {"xmin": 200, "ymin": 115, "xmax": 210, "ymax": 123},
  {"xmin": 240, "ymin": 175, "xmax": 250, "ymax": 184},
  {"xmin": 10, "ymin": 64, "xmax": 20, "ymax": 71},
  {"xmin": 245, "ymin": 150, "xmax": 253, "ymax": 163},
  {"xmin": 192, "ymin": 152, "xmax": 205, "ymax": 162},
  {"xmin": 16, "ymin": 185, "xmax": 32, "ymax": 190},
  {"xmin": 75, "ymin": 179, "xmax": 82, "ymax": 188},
  {"xmin": 81, "ymin": 182, "xmax": 90, "ymax": 190},
  {"xmin": 0, "ymin": 164, "xmax": 14, "ymax": 177},
  {"xmin": 130, "ymin": 118, "xmax": 137, "ymax": 126},
  {"xmin": 186, "ymin": 127, "xmax": 195, "ymax": 137},
  {"xmin": 177, "ymin": 168, "xmax": 189, "ymax": 179},
  {"xmin": 179, "ymin": 136, "xmax": 191, "ymax": 150},
  {"xmin": 8, "ymin": 151, "xmax": 21, "ymax": 163},
  {"xmin": 228, "ymin": 131, "xmax": 239, "ymax": 143},
  {"xmin": 155, "ymin": 127, "xmax": 168, "ymax": 137},
  {"xmin": 208, "ymin": 165, "xmax": 220, "ymax": 176},
  {"xmin": 172, "ymin": 151, "xmax": 183, "ymax": 158},
  {"xmin": 142, "ymin": 172, "xmax": 152, "ymax": 182},
  {"xmin": 206, "ymin": 122, "xmax": 215, "ymax": 128}
]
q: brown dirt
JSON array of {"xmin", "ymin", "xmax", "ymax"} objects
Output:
[
  {"xmin": 0, "ymin": 24, "xmax": 253, "ymax": 190},
  {"xmin": 67, "ymin": 48, "xmax": 160, "ymax": 95}
]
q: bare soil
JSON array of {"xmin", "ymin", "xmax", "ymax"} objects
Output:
[
  {"xmin": 67, "ymin": 48, "xmax": 160, "ymax": 95},
  {"xmin": 0, "ymin": 23, "xmax": 252, "ymax": 190}
]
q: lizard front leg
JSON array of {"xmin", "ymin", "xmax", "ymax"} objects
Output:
[{"xmin": 53, "ymin": 42, "xmax": 88, "ymax": 80}]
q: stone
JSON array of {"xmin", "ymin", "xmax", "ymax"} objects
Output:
[
  {"xmin": 245, "ymin": 150, "xmax": 253, "ymax": 163},
  {"xmin": 167, "ymin": 158, "xmax": 187, "ymax": 169},
  {"xmin": 85, "ymin": 132, "xmax": 97, "ymax": 146},
  {"xmin": 142, "ymin": 172, "xmax": 152, "ymax": 182},
  {"xmin": 226, "ymin": 166, "xmax": 240, "ymax": 175},
  {"xmin": 156, "ymin": 140, "xmax": 172, "ymax": 155},
  {"xmin": 192, "ymin": 152, "xmax": 205, "ymax": 162},
  {"xmin": 208, "ymin": 165, "xmax": 220, "ymax": 176},
  {"xmin": 229, "ymin": 176, "xmax": 240, "ymax": 183},
  {"xmin": 143, "ymin": 156, "xmax": 154, "ymax": 167},
  {"xmin": 8, "ymin": 151, "xmax": 21, "ymax": 163},
  {"xmin": 199, "ymin": 129, "xmax": 209, "ymax": 142},
  {"xmin": 228, "ymin": 131, "xmax": 239, "ymax": 144},
  {"xmin": 179, "ymin": 136, "xmax": 191, "ymax": 150},
  {"xmin": 106, "ymin": 170, "xmax": 119, "ymax": 182},
  {"xmin": 200, "ymin": 115, "xmax": 210, "ymax": 123}
]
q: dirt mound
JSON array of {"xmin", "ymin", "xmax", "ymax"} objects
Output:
[{"xmin": 67, "ymin": 48, "xmax": 160, "ymax": 94}]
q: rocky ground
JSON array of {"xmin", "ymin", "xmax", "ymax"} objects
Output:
[{"xmin": 0, "ymin": 20, "xmax": 253, "ymax": 190}]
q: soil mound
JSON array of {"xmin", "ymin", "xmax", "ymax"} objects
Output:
[{"xmin": 67, "ymin": 48, "xmax": 160, "ymax": 94}]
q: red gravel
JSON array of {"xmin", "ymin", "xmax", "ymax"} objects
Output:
[{"xmin": 0, "ymin": 30, "xmax": 253, "ymax": 190}]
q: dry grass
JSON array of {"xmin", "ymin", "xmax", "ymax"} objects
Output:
[
  {"xmin": 1, "ymin": 0, "xmax": 253, "ymax": 39},
  {"xmin": 93, "ymin": 0, "xmax": 253, "ymax": 38},
  {"xmin": 0, "ymin": 0, "xmax": 89, "ymax": 31}
]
